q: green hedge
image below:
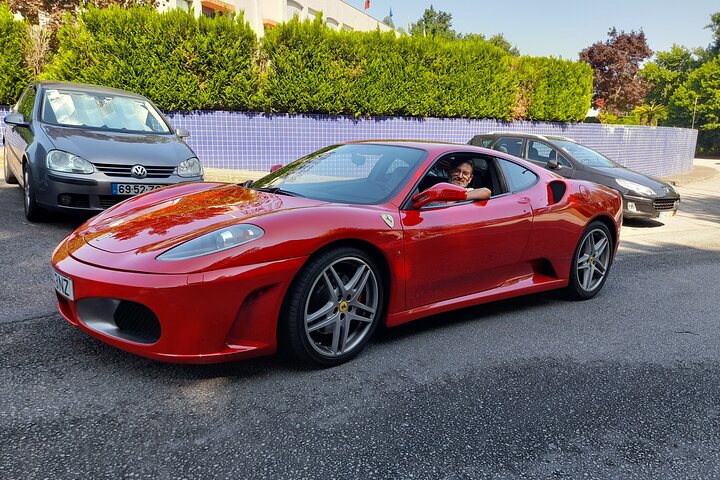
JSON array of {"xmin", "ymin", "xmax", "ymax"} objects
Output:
[
  {"xmin": 43, "ymin": 6, "xmax": 259, "ymax": 111},
  {"xmin": 513, "ymin": 57, "xmax": 593, "ymax": 122},
  {"xmin": 33, "ymin": 7, "xmax": 591, "ymax": 121},
  {"xmin": 0, "ymin": 4, "xmax": 29, "ymax": 105}
]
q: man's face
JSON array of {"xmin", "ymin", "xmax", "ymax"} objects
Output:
[{"xmin": 449, "ymin": 163, "xmax": 473, "ymax": 188}]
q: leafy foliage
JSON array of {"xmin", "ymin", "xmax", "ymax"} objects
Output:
[
  {"xmin": 409, "ymin": 6, "xmax": 455, "ymax": 40},
  {"xmin": 580, "ymin": 28, "xmax": 653, "ymax": 115},
  {"xmin": 43, "ymin": 6, "xmax": 259, "ymax": 110},
  {"xmin": 5, "ymin": 6, "xmax": 591, "ymax": 122},
  {"xmin": 0, "ymin": 4, "xmax": 29, "ymax": 104},
  {"xmin": 513, "ymin": 57, "xmax": 592, "ymax": 121},
  {"xmin": 260, "ymin": 17, "xmax": 587, "ymax": 120}
]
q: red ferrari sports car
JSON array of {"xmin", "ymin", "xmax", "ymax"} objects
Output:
[{"xmin": 52, "ymin": 141, "xmax": 622, "ymax": 366}]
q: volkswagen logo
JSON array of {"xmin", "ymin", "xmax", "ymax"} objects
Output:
[{"xmin": 131, "ymin": 165, "xmax": 147, "ymax": 179}]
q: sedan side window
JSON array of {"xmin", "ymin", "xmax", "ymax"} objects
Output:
[
  {"xmin": 493, "ymin": 137, "xmax": 524, "ymax": 157},
  {"xmin": 496, "ymin": 158, "xmax": 538, "ymax": 193}
]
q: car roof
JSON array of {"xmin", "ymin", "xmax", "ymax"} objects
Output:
[
  {"xmin": 34, "ymin": 80, "xmax": 148, "ymax": 100},
  {"xmin": 475, "ymin": 132, "xmax": 577, "ymax": 143}
]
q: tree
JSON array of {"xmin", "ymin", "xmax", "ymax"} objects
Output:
[
  {"xmin": 641, "ymin": 44, "xmax": 701, "ymax": 106},
  {"xmin": 487, "ymin": 33, "xmax": 519, "ymax": 57},
  {"xmin": 382, "ymin": 16, "xmax": 394, "ymax": 29},
  {"xmin": 705, "ymin": 11, "xmax": 720, "ymax": 59},
  {"xmin": 409, "ymin": 6, "xmax": 455, "ymax": 40},
  {"xmin": 631, "ymin": 103, "xmax": 668, "ymax": 126},
  {"xmin": 579, "ymin": 28, "xmax": 653, "ymax": 115}
]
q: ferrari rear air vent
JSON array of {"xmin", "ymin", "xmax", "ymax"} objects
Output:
[{"xmin": 548, "ymin": 181, "xmax": 567, "ymax": 204}]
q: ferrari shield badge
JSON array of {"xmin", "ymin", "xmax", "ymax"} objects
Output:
[{"xmin": 381, "ymin": 214, "xmax": 395, "ymax": 228}]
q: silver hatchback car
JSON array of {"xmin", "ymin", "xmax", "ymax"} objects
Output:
[{"xmin": 2, "ymin": 81, "xmax": 203, "ymax": 221}]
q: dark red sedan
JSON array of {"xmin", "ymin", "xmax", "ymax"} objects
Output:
[{"xmin": 52, "ymin": 141, "xmax": 622, "ymax": 366}]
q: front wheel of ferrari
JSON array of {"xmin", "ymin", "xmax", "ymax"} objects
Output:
[
  {"xmin": 280, "ymin": 247, "xmax": 384, "ymax": 366},
  {"xmin": 567, "ymin": 221, "xmax": 613, "ymax": 300}
]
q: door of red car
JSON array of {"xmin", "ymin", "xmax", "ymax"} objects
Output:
[{"xmin": 401, "ymin": 193, "xmax": 533, "ymax": 309}]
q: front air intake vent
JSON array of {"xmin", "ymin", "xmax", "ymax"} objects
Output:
[{"xmin": 114, "ymin": 301, "xmax": 161, "ymax": 343}]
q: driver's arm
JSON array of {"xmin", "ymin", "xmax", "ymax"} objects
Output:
[{"xmin": 466, "ymin": 187, "xmax": 491, "ymax": 201}]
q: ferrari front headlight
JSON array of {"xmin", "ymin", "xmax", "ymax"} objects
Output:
[
  {"xmin": 177, "ymin": 157, "xmax": 203, "ymax": 178},
  {"xmin": 47, "ymin": 150, "xmax": 94, "ymax": 174},
  {"xmin": 157, "ymin": 224, "xmax": 264, "ymax": 261},
  {"xmin": 616, "ymin": 178, "xmax": 655, "ymax": 197}
]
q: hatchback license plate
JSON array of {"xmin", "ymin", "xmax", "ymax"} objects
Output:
[
  {"xmin": 112, "ymin": 184, "xmax": 165, "ymax": 195},
  {"xmin": 659, "ymin": 210, "xmax": 676, "ymax": 219},
  {"xmin": 53, "ymin": 270, "xmax": 74, "ymax": 301}
]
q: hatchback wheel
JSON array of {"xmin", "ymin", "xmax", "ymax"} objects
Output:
[
  {"xmin": 23, "ymin": 164, "xmax": 45, "ymax": 222},
  {"xmin": 281, "ymin": 247, "xmax": 384, "ymax": 366},
  {"xmin": 567, "ymin": 221, "xmax": 613, "ymax": 299},
  {"xmin": 3, "ymin": 148, "xmax": 18, "ymax": 184}
]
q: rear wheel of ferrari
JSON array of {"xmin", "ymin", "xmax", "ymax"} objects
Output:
[
  {"xmin": 567, "ymin": 221, "xmax": 613, "ymax": 300},
  {"xmin": 281, "ymin": 247, "xmax": 384, "ymax": 366}
]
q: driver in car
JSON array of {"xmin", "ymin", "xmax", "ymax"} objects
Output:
[{"xmin": 448, "ymin": 159, "xmax": 491, "ymax": 201}]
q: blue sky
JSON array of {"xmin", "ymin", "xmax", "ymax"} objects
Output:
[{"xmin": 352, "ymin": 0, "xmax": 718, "ymax": 59}]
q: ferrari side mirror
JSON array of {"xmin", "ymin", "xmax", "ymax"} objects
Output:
[{"xmin": 411, "ymin": 182, "xmax": 467, "ymax": 208}]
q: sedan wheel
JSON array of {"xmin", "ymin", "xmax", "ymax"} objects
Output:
[
  {"xmin": 281, "ymin": 247, "xmax": 384, "ymax": 366},
  {"xmin": 567, "ymin": 221, "xmax": 613, "ymax": 299}
]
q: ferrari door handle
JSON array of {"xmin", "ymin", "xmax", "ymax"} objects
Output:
[{"xmin": 517, "ymin": 196, "xmax": 531, "ymax": 204}]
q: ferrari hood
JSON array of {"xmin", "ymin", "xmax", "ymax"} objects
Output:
[{"xmin": 81, "ymin": 183, "xmax": 325, "ymax": 254}]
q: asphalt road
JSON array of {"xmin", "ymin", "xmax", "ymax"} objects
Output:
[{"xmin": 1, "ymin": 161, "xmax": 720, "ymax": 479}]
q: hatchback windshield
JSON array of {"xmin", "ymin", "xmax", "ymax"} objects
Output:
[
  {"xmin": 252, "ymin": 144, "xmax": 427, "ymax": 204},
  {"xmin": 41, "ymin": 89, "xmax": 171, "ymax": 133},
  {"xmin": 554, "ymin": 140, "xmax": 617, "ymax": 168}
]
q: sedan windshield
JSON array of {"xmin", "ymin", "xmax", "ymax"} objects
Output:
[
  {"xmin": 554, "ymin": 140, "xmax": 617, "ymax": 168},
  {"xmin": 41, "ymin": 89, "xmax": 171, "ymax": 133},
  {"xmin": 252, "ymin": 144, "xmax": 427, "ymax": 204}
]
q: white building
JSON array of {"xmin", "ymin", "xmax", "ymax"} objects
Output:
[{"xmin": 158, "ymin": 0, "xmax": 393, "ymax": 37}]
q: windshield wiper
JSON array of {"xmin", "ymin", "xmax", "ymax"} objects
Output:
[{"xmin": 251, "ymin": 186, "xmax": 305, "ymax": 198}]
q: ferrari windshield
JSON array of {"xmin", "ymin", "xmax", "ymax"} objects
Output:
[
  {"xmin": 41, "ymin": 89, "xmax": 171, "ymax": 133},
  {"xmin": 554, "ymin": 140, "xmax": 617, "ymax": 168},
  {"xmin": 252, "ymin": 144, "xmax": 427, "ymax": 204}
]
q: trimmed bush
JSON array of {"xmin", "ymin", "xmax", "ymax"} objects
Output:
[
  {"xmin": 513, "ymin": 56, "xmax": 593, "ymax": 122},
  {"xmin": 0, "ymin": 5, "xmax": 29, "ymax": 105},
  {"xmin": 43, "ymin": 6, "xmax": 259, "ymax": 111},
  {"xmin": 39, "ymin": 7, "xmax": 594, "ymax": 122}
]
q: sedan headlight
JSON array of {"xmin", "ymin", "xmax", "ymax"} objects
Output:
[
  {"xmin": 177, "ymin": 157, "xmax": 203, "ymax": 178},
  {"xmin": 157, "ymin": 224, "xmax": 264, "ymax": 261},
  {"xmin": 616, "ymin": 178, "xmax": 655, "ymax": 197},
  {"xmin": 47, "ymin": 150, "xmax": 94, "ymax": 174}
]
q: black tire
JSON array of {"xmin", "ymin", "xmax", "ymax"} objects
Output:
[
  {"xmin": 3, "ymin": 147, "xmax": 18, "ymax": 184},
  {"xmin": 280, "ymin": 246, "xmax": 385, "ymax": 366},
  {"xmin": 23, "ymin": 163, "xmax": 46, "ymax": 222},
  {"xmin": 566, "ymin": 221, "xmax": 614, "ymax": 300}
]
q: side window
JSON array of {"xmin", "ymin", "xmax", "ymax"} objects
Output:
[
  {"xmin": 17, "ymin": 86, "xmax": 37, "ymax": 120},
  {"xmin": 528, "ymin": 140, "xmax": 573, "ymax": 168},
  {"xmin": 496, "ymin": 158, "xmax": 538, "ymax": 193},
  {"xmin": 493, "ymin": 137, "xmax": 523, "ymax": 157}
]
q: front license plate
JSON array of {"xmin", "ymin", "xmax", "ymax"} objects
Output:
[
  {"xmin": 111, "ymin": 184, "xmax": 165, "ymax": 195},
  {"xmin": 53, "ymin": 270, "xmax": 74, "ymax": 301},
  {"xmin": 659, "ymin": 210, "xmax": 676, "ymax": 219}
]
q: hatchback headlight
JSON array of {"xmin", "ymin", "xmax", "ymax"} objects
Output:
[
  {"xmin": 47, "ymin": 150, "xmax": 94, "ymax": 174},
  {"xmin": 157, "ymin": 224, "xmax": 263, "ymax": 261},
  {"xmin": 616, "ymin": 178, "xmax": 655, "ymax": 197},
  {"xmin": 177, "ymin": 157, "xmax": 203, "ymax": 178}
]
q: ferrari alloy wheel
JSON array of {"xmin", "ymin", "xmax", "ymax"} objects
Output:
[
  {"xmin": 567, "ymin": 221, "xmax": 613, "ymax": 300},
  {"xmin": 281, "ymin": 247, "xmax": 384, "ymax": 366},
  {"xmin": 23, "ymin": 164, "xmax": 44, "ymax": 222}
]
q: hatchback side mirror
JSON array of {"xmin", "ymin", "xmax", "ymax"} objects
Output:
[
  {"xmin": 176, "ymin": 128, "xmax": 190, "ymax": 138},
  {"xmin": 4, "ymin": 113, "xmax": 29, "ymax": 127},
  {"xmin": 547, "ymin": 158, "xmax": 562, "ymax": 170}
]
